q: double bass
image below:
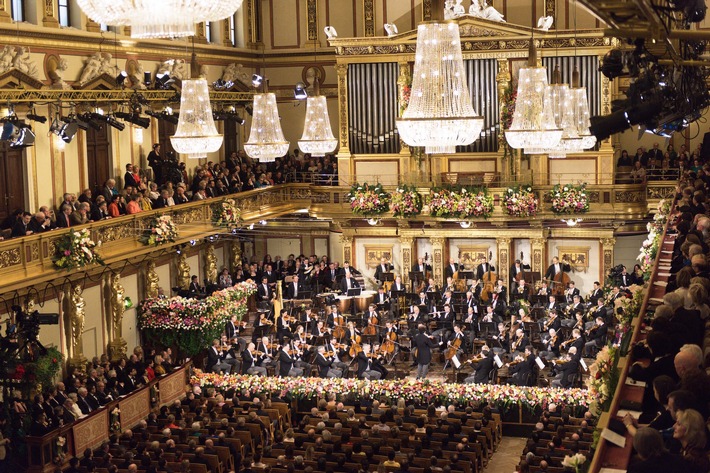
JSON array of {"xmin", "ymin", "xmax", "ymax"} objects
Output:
[
  {"xmin": 480, "ymin": 252, "xmax": 497, "ymax": 303},
  {"xmin": 551, "ymin": 257, "xmax": 571, "ymax": 296}
]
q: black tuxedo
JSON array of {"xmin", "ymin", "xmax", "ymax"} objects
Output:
[
  {"xmin": 509, "ymin": 354, "xmax": 535, "ymax": 386},
  {"xmin": 476, "ymin": 263, "xmax": 495, "ymax": 280},
  {"xmin": 545, "ymin": 262, "xmax": 571, "ymax": 280},
  {"xmin": 315, "ymin": 353, "xmax": 334, "ymax": 377},
  {"xmin": 445, "ymin": 263, "xmax": 461, "ymax": 280},
  {"xmin": 473, "ymin": 352, "xmax": 495, "ymax": 383},
  {"xmin": 278, "ymin": 350, "xmax": 296, "ymax": 377},
  {"xmin": 411, "ymin": 263, "xmax": 431, "ymax": 275},
  {"xmin": 340, "ymin": 277, "xmax": 360, "ymax": 293},
  {"xmin": 207, "ymin": 346, "xmax": 225, "ymax": 370},
  {"xmin": 189, "ymin": 282, "xmax": 203, "ymax": 296},
  {"xmin": 241, "ymin": 350, "xmax": 256, "ymax": 373},
  {"xmin": 509, "ymin": 263, "xmax": 530, "ymax": 284},
  {"xmin": 390, "ymin": 281, "xmax": 406, "ymax": 293},
  {"xmin": 412, "ymin": 332, "xmax": 437, "ymax": 365},
  {"xmin": 257, "ymin": 283, "xmax": 273, "ymax": 301},
  {"xmin": 11, "ymin": 220, "xmax": 30, "ymax": 237},
  {"xmin": 565, "ymin": 288, "xmax": 581, "ymax": 304},
  {"xmin": 374, "ymin": 263, "xmax": 393, "ymax": 283},
  {"xmin": 153, "ymin": 197, "xmax": 170, "ymax": 209},
  {"xmin": 286, "ymin": 281, "xmax": 303, "ymax": 299},
  {"xmin": 557, "ymin": 356, "xmax": 580, "ymax": 388},
  {"xmin": 589, "ymin": 288, "xmax": 603, "ymax": 303},
  {"xmin": 76, "ymin": 396, "xmax": 92, "ymax": 415},
  {"xmin": 225, "ymin": 320, "xmax": 240, "ymax": 340}
]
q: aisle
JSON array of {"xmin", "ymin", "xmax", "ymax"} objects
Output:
[{"xmin": 484, "ymin": 436, "xmax": 527, "ymax": 473}]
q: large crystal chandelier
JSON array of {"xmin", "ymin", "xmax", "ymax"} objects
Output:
[
  {"xmin": 525, "ymin": 67, "xmax": 596, "ymax": 158},
  {"xmin": 505, "ymin": 42, "xmax": 563, "ymax": 150},
  {"xmin": 170, "ymin": 78, "xmax": 223, "ymax": 159},
  {"xmin": 298, "ymin": 80, "xmax": 338, "ymax": 157},
  {"xmin": 76, "ymin": 0, "xmax": 243, "ymax": 38},
  {"xmin": 395, "ymin": 19, "xmax": 484, "ymax": 155},
  {"xmin": 244, "ymin": 84, "xmax": 290, "ymax": 163}
]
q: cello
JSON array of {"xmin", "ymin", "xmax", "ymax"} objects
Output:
[
  {"xmin": 480, "ymin": 252, "xmax": 497, "ymax": 303},
  {"xmin": 445, "ymin": 337, "xmax": 462, "ymax": 360}
]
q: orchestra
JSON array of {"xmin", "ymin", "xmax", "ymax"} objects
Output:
[{"xmin": 200, "ymin": 253, "xmax": 617, "ymax": 389}]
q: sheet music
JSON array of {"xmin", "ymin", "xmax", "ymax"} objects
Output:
[
  {"xmin": 579, "ymin": 358, "xmax": 588, "ymax": 371},
  {"xmin": 493, "ymin": 355, "xmax": 503, "ymax": 368},
  {"xmin": 600, "ymin": 427, "xmax": 626, "ymax": 448},
  {"xmin": 452, "ymin": 355, "xmax": 461, "ymax": 369},
  {"xmin": 535, "ymin": 356, "xmax": 545, "ymax": 370}
]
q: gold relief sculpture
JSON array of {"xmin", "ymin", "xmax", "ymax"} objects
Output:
[
  {"xmin": 66, "ymin": 284, "xmax": 87, "ymax": 370},
  {"xmin": 557, "ymin": 246, "xmax": 590, "ymax": 273},
  {"xmin": 230, "ymin": 240, "xmax": 242, "ymax": 274},
  {"xmin": 365, "ymin": 246, "xmax": 393, "ymax": 269},
  {"xmin": 177, "ymin": 252, "xmax": 190, "ymax": 289},
  {"xmin": 145, "ymin": 261, "xmax": 159, "ymax": 299},
  {"xmin": 459, "ymin": 246, "xmax": 490, "ymax": 270},
  {"xmin": 0, "ymin": 248, "xmax": 21, "ymax": 268},
  {"xmin": 205, "ymin": 244, "xmax": 217, "ymax": 284},
  {"xmin": 108, "ymin": 274, "xmax": 127, "ymax": 361}
]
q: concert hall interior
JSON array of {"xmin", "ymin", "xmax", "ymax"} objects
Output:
[{"xmin": 0, "ymin": 0, "xmax": 709, "ymax": 472}]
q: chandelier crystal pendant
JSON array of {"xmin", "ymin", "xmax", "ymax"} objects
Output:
[
  {"xmin": 395, "ymin": 21, "xmax": 484, "ymax": 155},
  {"xmin": 170, "ymin": 79, "xmax": 223, "ymax": 159},
  {"xmin": 505, "ymin": 42, "xmax": 563, "ymax": 150},
  {"xmin": 298, "ymin": 81, "xmax": 338, "ymax": 157},
  {"xmin": 244, "ymin": 89, "xmax": 290, "ymax": 163},
  {"xmin": 76, "ymin": 0, "xmax": 244, "ymax": 38}
]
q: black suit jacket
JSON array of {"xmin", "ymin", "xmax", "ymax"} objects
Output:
[
  {"xmin": 476, "ymin": 263, "xmax": 496, "ymax": 280},
  {"xmin": 340, "ymin": 277, "xmax": 360, "ymax": 293},
  {"xmin": 444, "ymin": 263, "xmax": 461, "ymax": 279},
  {"xmin": 474, "ymin": 353, "xmax": 495, "ymax": 383},
  {"xmin": 241, "ymin": 350, "xmax": 256, "ymax": 373},
  {"xmin": 558, "ymin": 357, "xmax": 579, "ymax": 388},
  {"xmin": 286, "ymin": 282, "xmax": 303, "ymax": 299},
  {"xmin": 545, "ymin": 262, "xmax": 571, "ymax": 280},
  {"xmin": 315, "ymin": 353, "xmax": 333, "ymax": 377},
  {"xmin": 257, "ymin": 283, "xmax": 272, "ymax": 301},
  {"xmin": 412, "ymin": 333, "xmax": 437, "ymax": 365},
  {"xmin": 153, "ymin": 197, "xmax": 170, "ymax": 209},
  {"xmin": 207, "ymin": 347, "xmax": 224, "ymax": 370},
  {"xmin": 77, "ymin": 396, "xmax": 92, "ymax": 415},
  {"xmin": 374, "ymin": 263, "xmax": 392, "ymax": 282},
  {"xmin": 278, "ymin": 350, "xmax": 295, "ymax": 376}
]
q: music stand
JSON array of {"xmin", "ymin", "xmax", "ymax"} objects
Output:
[
  {"xmin": 380, "ymin": 272, "xmax": 394, "ymax": 284},
  {"xmin": 346, "ymin": 288, "xmax": 362, "ymax": 297},
  {"xmin": 459, "ymin": 271, "xmax": 474, "ymax": 284},
  {"xmin": 479, "ymin": 322, "xmax": 496, "ymax": 337}
]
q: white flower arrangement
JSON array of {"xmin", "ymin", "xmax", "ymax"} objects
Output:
[
  {"xmin": 54, "ymin": 229, "xmax": 104, "ymax": 270},
  {"xmin": 141, "ymin": 215, "xmax": 179, "ymax": 246}
]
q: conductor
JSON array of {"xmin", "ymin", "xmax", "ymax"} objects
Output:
[{"xmin": 412, "ymin": 324, "xmax": 438, "ymax": 380}]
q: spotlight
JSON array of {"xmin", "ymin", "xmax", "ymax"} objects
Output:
[
  {"xmin": 324, "ymin": 26, "xmax": 338, "ymax": 39},
  {"xmin": 90, "ymin": 112, "xmax": 125, "ymax": 131},
  {"xmin": 115, "ymin": 111, "xmax": 150, "ymax": 129},
  {"xmin": 189, "ymin": 239, "xmax": 196, "ymax": 246},
  {"xmin": 155, "ymin": 72, "xmax": 174, "ymax": 89},
  {"xmin": 231, "ymin": 228, "xmax": 237, "ymax": 234},
  {"xmin": 248, "ymin": 224, "xmax": 254, "ymax": 230},
  {"xmin": 144, "ymin": 71, "xmax": 152, "ymax": 86},
  {"xmin": 294, "ymin": 82, "xmax": 308, "ymax": 100},
  {"xmin": 384, "ymin": 23, "xmax": 398, "ymax": 36},
  {"xmin": 1, "ymin": 122, "xmax": 35, "ymax": 148},
  {"xmin": 116, "ymin": 71, "xmax": 128, "ymax": 87},
  {"xmin": 599, "ymin": 49, "xmax": 626, "ymax": 80},
  {"xmin": 50, "ymin": 117, "xmax": 78, "ymax": 143},
  {"xmin": 251, "ymin": 74, "xmax": 263, "ymax": 88},
  {"xmin": 213, "ymin": 79, "xmax": 234, "ymax": 90},
  {"xmin": 26, "ymin": 113, "xmax": 47, "ymax": 124},
  {"xmin": 77, "ymin": 113, "xmax": 102, "ymax": 131}
]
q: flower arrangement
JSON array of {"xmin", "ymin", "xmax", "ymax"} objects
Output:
[
  {"xmin": 561, "ymin": 453, "xmax": 588, "ymax": 473},
  {"xmin": 500, "ymin": 84, "xmax": 517, "ymax": 131},
  {"xmin": 30, "ymin": 347, "xmax": 64, "ymax": 390},
  {"xmin": 637, "ymin": 198, "xmax": 672, "ymax": 280},
  {"xmin": 54, "ymin": 436, "xmax": 66, "ymax": 465},
  {"xmin": 140, "ymin": 215, "xmax": 178, "ymax": 246},
  {"xmin": 54, "ymin": 229, "xmax": 104, "ymax": 270},
  {"xmin": 586, "ymin": 345, "xmax": 620, "ymax": 414},
  {"xmin": 427, "ymin": 187, "xmax": 494, "ymax": 219},
  {"xmin": 347, "ymin": 182, "xmax": 390, "ymax": 216},
  {"xmin": 613, "ymin": 284, "xmax": 645, "ymax": 355},
  {"xmin": 212, "ymin": 198, "xmax": 242, "ymax": 230},
  {"xmin": 503, "ymin": 185, "xmax": 538, "ymax": 217},
  {"xmin": 549, "ymin": 183, "xmax": 589, "ymax": 214},
  {"xmin": 139, "ymin": 280, "xmax": 256, "ymax": 357},
  {"xmin": 399, "ymin": 83, "xmax": 412, "ymax": 116},
  {"xmin": 191, "ymin": 370, "xmax": 595, "ymax": 412},
  {"xmin": 110, "ymin": 407, "xmax": 121, "ymax": 434},
  {"xmin": 390, "ymin": 185, "xmax": 423, "ymax": 218}
]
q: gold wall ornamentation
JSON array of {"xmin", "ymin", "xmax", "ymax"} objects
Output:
[
  {"xmin": 65, "ymin": 283, "xmax": 87, "ymax": 370},
  {"xmin": 230, "ymin": 240, "xmax": 242, "ymax": 274},
  {"xmin": 307, "ymin": 0, "xmax": 318, "ymax": 42},
  {"xmin": 335, "ymin": 63, "xmax": 350, "ymax": 152},
  {"xmin": 108, "ymin": 273, "xmax": 127, "ymax": 361},
  {"xmin": 341, "ymin": 235, "xmax": 353, "ymax": 263},
  {"xmin": 557, "ymin": 246, "xmax": 591, "ymax": 273},
  {"xmin": 364, "ymin": 245, "xmax": 392, "ymax": 269},
  {"xmin": 496, "ymin": 238, "xmax": 511, "ymax": 285},
  {"xmin": 600, "ymin": 238, "xmax": 616, "ymax": 277},
  {"xmin": 176, "ymin": 252, "xmax": 190, "ymax": 290},
  {"xmin": 0, "ymin": 248, "xmax": 20, "ymax": 268},
  {"xmin": 430, "ymin": 237, "xmax": 445, "ymax": 284},
  {"xmin": 72, "ymin": 409, "xmax": 108, "ymax": 456},
  {"xmin": 615, "ymin": 191, "xmax": 644, "ymax": 203},
  {"xmin": 459, "ymin": 246, "xmax": 490, "ymax": 271},
  {"xmin": 363, "ymin": 0, "xmax": 375, "ymax": 37},
  {"xmin": 204, "ymin": 243, "xmax": 217, "ymax": 284},
  {"xmin": 423, "ymin": 0, "xmax": 432, "ymax": 20},
  {"xmin": 144, "ymin": 260, "xmax": 159, "ymax": 299},
  {"xmin": 647, "ymin": 184, "xmax": 676, "ymax": 200},
  {"xmin": 96, "ymin": 223, "xmax": 135, "ymax": 244},
  {"xmin": 530, "ymin": 238, "xmax": 546, "ymax": 275},
  {"xmin": 400, "ymin": 237, "xmax": 413, "ymax": 283}
]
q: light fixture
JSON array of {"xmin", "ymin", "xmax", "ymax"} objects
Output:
[
  {"xmin": 324, "ymin": 26, "xmax": 338, "ymax": 39},
  {"xmin": 26, "ymin": 112, "xmax": 47, "ymax": 124},
  {"xmin": 244, "ymin": 81, "xmax": 290, "ymax": 163},
  {"xmin": 505, "ymin": 40, "xmax": 563, "ymax": 150},
  {"xmin": 248, "ymin": 223, "xmax": 254, "ymax": 230},
  {"xmin": 459, "ymin": 221, "xmax": 472, "ymax": 229},
  {"xmin": 1, "ymin": 122, "xmax": 35, "ymax": 148},
  {"xmin": 76, "ymin": 0, "xmax": 244, "ymax": 39},
  {"xmin": 384, "ymin": 23, "xmax": 398, "ymax": 36},
  {"xmin": 170, "ymin": 78, "xmax": 223, "ymax": 159},
  {"xmin": 298, "ymin": 77, "xmax": 338, "ymax": 157},
  {"xmin": 143, "ymin": 71, "xmax": 152, "ymax": 87},
  {"xmin": 53, "ymin": 133, "xmax": 65, "ymax": 151},
  {"xmin": 90, "ymin": 112, "xmax": 125, "ymax": 131},
  {"xmin": 294, "ymin": 82, "xmax": 308, "ymax": 100},
  {"xmin": 115, "ymin": 111, "xmax": 150, "ymax": 128},
  {"xmin": 395, "ymin": 15, "xmax": 484, "ymax": 154},
  {"xmin": 562, "ymin": 218, "xmax": 582, "ymax": 227},
  {"xmin": 366, "ymin": 218, "xmax": 380, "ymax": 226},
  {"xmin": 251, "ymin": 74, "xmax": 263, "ymax": 88},
  {"xmin": 50, "ymin": 117, "xmax": 79, "ymax": 143},
  {"xmin": 259, "ymin": 220, "xmax": 267, "ymax": 225},
  {"xmin": 116, "ymin": 71, "xmax": 128, "ymax": 87},
  {"xmin": 155, "ymin": 73, "xmax": 174, "ymax": 89}
]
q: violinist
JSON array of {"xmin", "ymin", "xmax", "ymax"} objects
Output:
[
  {"xmin": 299, "ymin": 307, "xmax": 317, "ymax": 334},
  {"xmin": 276, "ymin": 309, "xmax": 293, "ymax": 341},
  {"xmin": 475, "ymin": 256, "xmax": 495, "ymax": 280},
  {"xmin": 551, "ymin": 346, "xmax": 580, "ymax": 388},
  {"xmin": 241, "ymin": 343, "xmax": 267, "ymax": 376},
  {"xmin": 463, "ymin": 345, "xmax": 495, "ymax": 384},
  {"xmin": 220, "ymin": 335, "xmax": 242, "ymax": 373},
  {"xmin": 543, "ymin": 309, "xmax": 561, "ymax": 332},
  {"xmin": 314, "ymin": 320, "xmax": 331, "ymax": 339},
  {"xmin": 540, "ymin": 328, "xmax": 561, "ymax": 360},
  {"xmin": 356, "ymin": 343, "xmax": 382, "ymax": 380},
  {"xmin": 562, "ymin": 328, "xmax": 585, "ymax": 354},
  {"xmin": 225, "ymin": 314, "xmax": 247, "ymax": 351},
  {"xmin": 544, "ymin": 256, "xmax": 571, "ymax": 282},
  {"xmin": 315, "ymin": 346, "xmax": 343, "ymax": 378},
  {"xmin": 508, "ymin": 346, "xmax": 536, "ymax": 386},
  {"xmin": 278, "ymin": 342, "xmax": 304, "ymax": 377},
  {"xmin": 207, "ymin": 339, "xmax": 232, "ymax": 374},
  {"xmin": 291, "ymin": 339, "xmax": 313, "ymax": 374},
  {"xmin": 370, "ymin": 344, "xmax": 389, "ymax": 379},
  {"xmin": 583, "ymin": 316, "xmax": 607, "ymax": 357},
  {"xmin": 491, "ymin": 322, "xmax": 509, "ymax": 354},
  {"xmin": 294, "ymin": 324, "xmax": 313, "ymax": 346},
  {"xmin": 509, "ymin": 328, "xmax": 529, "ymax": 355},
  {"xmin": 565, "ymin": 281, "xmax": 580, "ymax": 305},
  {"xmin": 324, "ymin": 335, "xmax": 349, "ymax": 375},
  {"xmin": 256, "ymin": 336, "xmax": 277, "ymax": 370}
]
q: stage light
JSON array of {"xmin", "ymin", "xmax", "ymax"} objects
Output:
[
  {"xmin": 144, "ymin": 71, "xmax": 152, "ymax": 86},
  {"xmin": 599, "ymin": 49, "xmax": 626, "ymax": 80},
  {"xmin": 50, "ymin": 117, "xmax": 78, "ymax": 143},
  {"xmin": 26, "ymin": 113, "xmax": 47, "ymax": 124},
  {"xmin": 77, "ymin": 113, "xmax": 102, "ymax": 131},
  {"xmin": 155, "ymin": 72, "xmax": 174, "ymax": 89},
  {"xmin": 251, "ymin": 74, "xmax": 263, "ymax": 88},
  {"xmin": 116, "ymin": 71, "xmax": 128, "ymax": 86},
  {"xmin": 1, "ymin": 122, "xmax": 35, "ymax": 148},
  {"xmin": 90, "ymin": 112, "xmax": 125, "ymax": 131},
  {"xmin": 294, "ymin": 82, "xmax": 308, "ymax": 100}
]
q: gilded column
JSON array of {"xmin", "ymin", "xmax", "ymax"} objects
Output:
[
  {"xmin": 231, "ymin": 240, "xmax": 243, "ymax": 274},
  {"xmin": 545, "ymin": 0, "xmax": 555, "ymax": 27},
  {"xmin": 601, "ymin": 238, "xmax": 616, "ymax": 279},
  {"xmin": 42, "ymin": 0, "xmax": 59, "ymax": 27},
  {"xmin": 194, "ymin": 22, "xmax": 208, "ymax": 43},
  {"xmin": 335, "ymin": 63, "xmax": 352, "ymax": 184},
  {"xmin": 363, "ymin": 0, "xmax": 375, "ymax": 37},
  {"xmin": 85, "ymin": 18, "xmax": 100, "ymax": 32},
  {"xmin": 530, "ymin": 238, "xmax": 547, "ymax": 277},
  {"xmin": 108, "ymin": 274, "xmax": 127, "ymax": 362},
  {"xmin": 204, "ymin": 243, "xmax": 218, "ymax": 285},
  {"xmin": 423, "ymin": 0, "xmax": 433, "ymax": 20},
  {"xmin": 496, "ymin": 58, "xmax": 514, "ymax": 181},
  {"xmin": 176, "ymin": 252, "xmax": 191, "ymax": 289},
  {"xmin": 144, "ymin": 261, "xmax": 160, "ymax": 299},
  {"xmin": 496, "ymin": 238, "xmax": 511, "ymax": 288},
  {"xmin": 246, "ymin": 0, "xmax": 262, "ymax": 48},
  {"xmin": 306, "ymin": 0, "xmax": 318, "ymax": 43},
  {"xmin": 430, "ymin": 237, "xmax": 445, "ymax": 286},
  {"xmin": 597, "ymin": 51, "xmax": 616, "ymax": 185},
  {"xmin": 340, "ymin": 235, "xmax": 354, "ymax": 265},
  {"xmin": 400, "ymin": 237, "xmax": 414, "ymax": 284},
  {"xmin": 0, "ymin": 0, "xmax": 12, "ymax": 23},
  {"xmin": 398, "ymin": 61, "xmax": 412, "ymax": 158},
  {"xmin": 65, "ymin": 284, "xmax": 87, "ymax": 371},
  {"xmin": 223, "ymin": 18, "xmax": 232, "ymax": 45}
]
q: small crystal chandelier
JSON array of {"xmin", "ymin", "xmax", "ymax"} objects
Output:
[
  {"xmin": 562, "ymin": 218, "xmax": 582, "ymax": 227},
  {"xmin": 244, "ymin": 81, "xmax": 290, "ymax": 163},
  {"xmin": 170, "ymin": 78, "xmax": 223, "ymax": 159},
  {"xmin": 395, "ymin": 10, "xmax": 484, "ymax": 155},
  {"xmin": 459, "ymin": 221, "xmax": 472, "ymax": 229},
  {"xmin": 505, "ymin": 41, "xmax": 563, "ymax": 150},
  {"xmin": 76, "ymin": 0, "xmax": 244, "ymax": 38},
  {"xmin": 298, "ymin": 76, "xmax": 337, "ymax": 157},
  {"xmin": 366, "ymin": 218, "xmax": 381, "ymax": 226}
]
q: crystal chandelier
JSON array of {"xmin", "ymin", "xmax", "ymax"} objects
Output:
[
  {"xmin": 505, "ymin": 42, "xmax": 563, "ymax": 150},
  {"xmin": 170, "ymin": 79, "xmax": 223, "ymax": 159},
  {"xmin": 244, "ymin": 85, "xmax": 290, "ymax": 163},
  {"xmin": 395, "ymin": 20, "xmax": 484, "ymax": 155},
  {"xmin": 298, "ymin": 79, "xmax": 337, "ymax": 157},
  {"xmin": 76, "ymin": 0, "xmax": 244, "ymax": 38}
]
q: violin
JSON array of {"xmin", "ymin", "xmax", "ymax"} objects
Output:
[
  {"xmin": 464, "ymin": 354, "xmax": 485, "ymax": 364},
  {"xmin": 253, "ymin": 350, "xmax": 265, "ymax": 356}
]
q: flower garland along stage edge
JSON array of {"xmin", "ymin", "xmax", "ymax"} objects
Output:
[
  {"xmin": 638, "ymin": 198, "xmax": 671, "ymax": 280},
  {"xmin": 53, "ymin": 228, "xmax": 104, "ymax": 270},
  {"xmin": 427, "ymin": 187, "xmax": 494, "ymax": 220},
  {"xmin": 586, "ymin": 345, "xmax": 620, "ymax": 415},
  {"xmin": 138, "ymin": 280, "xmax": 257, "ymax": 357},
  {"xmin": 140, "ymin": 215, "xmax": 179, "ymax": 246},
  {"xmin": 390, "ymin": 185, "xmax": 423, "ymax": 218},
  {"xmin": 503, "ymin": 184, "xmax": 539, "ymax": 217},
  {"xmin": 549, "ymin": 183, "xmax": 589, "ymax": 214},
  {"xmin": 191, "ymin": 370, "xmax": 595, "ymax": 412},
  {"xmin": 212, "ymin": 198, "xmax": 242, "ymax": 230},
  {"xmin": 347, "ymin": 182, "xmax": 390, "ymax": 216}
]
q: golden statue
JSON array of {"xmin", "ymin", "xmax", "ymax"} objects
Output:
[
  {"xmin": 111, "ymin": 274, "xmax": 125, "ymax": 339},
  {"xmin": 66, "ymin": 284, "xmax": 86, "ymax": 367},
  {"xmin": 145, "ymin": 260, "xmax": 160, "ymax": 299},
  {"xmin": 177, "ymin": 252, "xmax": 190, "ymax": 290},
  {"xmin": 205, "ymin": 244, "xmax": 217, "ymax": 284},
  {"xmin": 230, "ymin": 240, "xmax": 242, "ymax": 274}
]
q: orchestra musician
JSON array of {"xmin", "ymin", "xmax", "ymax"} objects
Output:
[
  {"xmin": 411, "ymin": 257, "xmax": 432, "ymax": 275},
  {"xmin": 432, "ymin": 304, "xmax": 455, "ymax": 340},
  {"xmin": 207, "ymin": 339, "xmax": 232, "ymax": 374},
  {"xmin": 443, "ymin": 324, "xmax": 466, "ymax": 353},
  {"xmin": 445, "ymin": 258, "xmax": 462, "ymax": 280},
  {"xmin": 374, "ymin": 287, "xmax": 390, "ymax": 308},
  {"xmin": 255, "ymin": 336, "xmax": 277, "ymax": 369},
  {"xmin": 464, "ymin": 345, "xmax": 495, "ymax": 384},
  {"xmin": 315, "ymin": 346, "xmax": 342, "ymax": 378},
  {"xmin": 481, "ymin": 305, "xmax": 499, "ymax": 324},
  {"xmin": 463, "ymin": 306, "xmax": 478, "ymax": 346},
  {"xmin": 494, "ymin": 279, "xmax": 507, "ymax": 303},
  {"xmin": 278, "ymin": 342, "xmax": 304, "ymax": 377},
  {"xmin": 285, "ymin": 275, "xmax": 303, "ymax": 300},
  {"xmin": 543, "ymin": 309, "xmax": 562, "ymax": 332},
  {"xmin": 442, "ymin": 289, "xmax": 454, "ymax": 306},
  {"xmin": 291, "ymin": 339, "xmax": 313, "ymax": 374},
  {"xmin": 339, "ymin": 260, "xmax": 361, "ymax": 276},
  {"xmin": 373, "ymin": 257, "xmax": 393, "ymax": 284},
  {"xmin": 299, "ymin": 307, "xmax": 317, "ymax": 334},
  {"xmin": 220, "ymin": 335, "xmax": 242, "ymax": 373},
  {"xmin": 565, "ymin": 281, "xmax": 580, "ymax": 304},
  {"xmin": 509, "ymin": 328, "xmax": 529, "ymax": 354},
  {"xmin": 390, "ymin": 275, "xmax": 406, "ymax": 293},
  {"xmin": 414, "ymin": 291, "xmax": 430, "ymax": 312},
  {"xmin": 510, "ymin": 259, "xmax": 531, "ymax": 288},
  {"xmin": 326, "ymin": 304, "xmax": 343, "ymax": 328},
  {"xmin": 241, "ymin": 343, "xmax": 267, "ymax": 376},
  {"xmin": 345, "ymin": 321, "xmax": 361, "ymax": 345},
  {"xmin": 294, "ymin": 324, "xmax": 313, "ymax": 346},
  {"xmin": 356, "ymin": 343, "xmax": 382, "ymax": 380},
  {"xmin": 563, "ymin": 328, "xmax": 585, "ymax": 354},
  {"xmin": 475, "ymin": 256, "xmax": 495, "ymax": 280},
  {"xmin": 276, "ymin": 309, "xmax": 293, "ymax": 341},
  {"xmin": 513, "ymin": 279, "xmax": 530, "ymax": 300},
  {"xmin": 412, "ymin": 324, "xmax": 438, "ymax": 379},
  {"xmin": 545, "ymin": 294, "xmax": 560, "ymax": 312},
  {"xmin": 544, "ymin": 256, "xmax": 571, "ymax": 282},
  {"xmin": 610, "ymin": 285, "xmax": 624, "ymax": 301},
  {"xmin": 567, "ymin": 294, "xmax": 584, "ymax": 316},
  {"xmin": 425, "ymin": 278, "xmax": 439, "ymax": 294},
  {"xmin": 593, "ymin": 297, "xmax": 609, "ymax": 323},
  {"xmin": 444, "ymin": 277, "xmax": 456, "ymax": 294},
  {"xmin": 365, "ymin": 304, "xmax": 380, "ymax": 326},
  {"xmin": 314, "ymin": 320, "xmax": 331, "ymax": 339},
  {"xmin": 588, "ymin": 281, "xmax": 603, "ymax": 304},
  {"xmin": 507, "ymin": 346, "xmax": 536, "ymax": 386},
  {"xmin": 490, "ymin": 292, "xmax": 506, "ymax": 319},
  {"xmin": 491, "ymin": 322, "xmax": 509, "ymax": 354},
  {"xmin": 540, "ymin": 328, "xmax": 561, "ymax": 360},
  {"xmin": 537, "ymin": 281, "xmax": 551, "ymax": 297},
  {"xmin": 551, "ymin": 346, "xmax": 580, "ymax": 388},
  {"xmin": 583, "ymin": 317, "xmax": 607, "ymax": 357},
  {"xmin": 382, "ymin": 320, "xmax": 400, "ymax": 342},
  {"xmin": 323, "ymin": 336, "xmax": 349, "ymax": 374},
  {"xmin": 340, "ymin": 272, "xmax": 360, "ymax": 293},
  {"xmin": 464, "ymin": 290, "xmax": 478, "ymax": 313},
  {"xmin": 408, "ymin": 305, "xmax": 425, "ymax": 336},
  {"xmin": 225, "ymin": 314, "xmax": 247, "ymax": 351}
]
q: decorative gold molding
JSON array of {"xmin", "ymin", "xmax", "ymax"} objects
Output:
[
  {"xmin": 335, "ymin": 63, "xmax": 350, "ymax": 153},
  {"xmin": 306, "ymin": 0, "xmax": 318, "ymax": 42},
  {"xmin": 496, "ymin": 238, "xmax": 511, "ymax": 286},
  {"xmin": 363, "ymin": 0, "xmax": 375, "ymax": 37}
]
